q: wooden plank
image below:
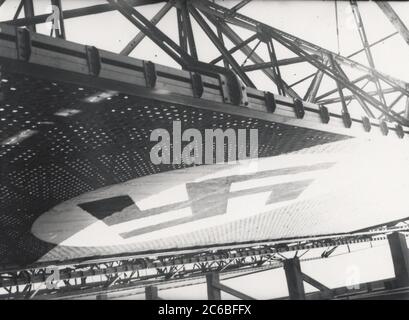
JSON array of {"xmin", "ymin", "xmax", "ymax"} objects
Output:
[{"xmin": 29, "ymin": 48, "xmax": 88, "ymax": 74}]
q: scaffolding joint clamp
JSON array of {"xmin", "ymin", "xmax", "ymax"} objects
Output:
[{"xmin": 143, "ymin": 60, "xmax": 157, "ymax": 88}]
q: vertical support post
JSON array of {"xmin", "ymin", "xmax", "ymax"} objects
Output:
[
  {"xmin": 206, "ymin": 273, "xmax": 221, "ymax": 300},
  {"xmin": 388, "ymin": 232, "xmax": 409, "ymax": 287},
  {"xmin": 23, "ymin": 0, "xmax": 36, "ymax": 32},
  {"xmin": 145, "ymin": 286, "xmax": 159, "ymax": 300},
  {"xmin": 283, "ymin": 257, "xmax": 306, "ymax": 300}
]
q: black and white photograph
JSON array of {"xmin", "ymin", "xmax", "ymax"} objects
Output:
[{"xmin": 1, "ymin": 0, "xmax": 409, "ymax": 308}]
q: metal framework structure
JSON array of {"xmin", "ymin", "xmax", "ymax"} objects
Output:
[
  {"xmin": 3, "ymin": 0, "xmax": 409, "ymax": 124},
  {"xmin": 2, "ymin": 0, "xmax": 409, "ymax": 300},
  {"xmin": 1, "ymin": 224, "xmax": 409, "ymax": 300}
]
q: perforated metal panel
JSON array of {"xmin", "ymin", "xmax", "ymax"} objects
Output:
[{"xmin": 0, "ymin": 70, "xmax": 350, "ymax": 268}]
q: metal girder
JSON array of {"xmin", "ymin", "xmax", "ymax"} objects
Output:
[
  {"xmin": 188, "ymin": 5, "xmax": 255, "ymax": 87},
  {"xmin": 0, "ymin": 249, "xmax": 283, "ymax": 300},
  {"xmin": 241, "ymin": 56, "xmax": 310, "ymax": 72},
  {"xmin": 388, "ymin": 232, "xmax": 409, "ymax": 287},
  {"xmin": 289, "ymin": 32, "xmax": 398, "ymax": 89},
  {"xmin": 1, "ymin": 221, "xmax": 408, "ymax": 300},
  {"xmin": 145, "ymin": 286, "xmax": 160, "ymax": 300},
  {"xmin": 108, "ymin": 0, "xmax": 192, "ymax": 68},
  {"xmin": 350, "ymin": 1, "xmax": 387, "ymax": 109},
  {"xmin": 283, "ymin": 258, "xmax": 305, "ymax": 300},
  {"xmin": 303, "ymin": 70, "xmax": 324, "ymax": 103},
  {"xmin": 405, "ymin": 96, "xmax": 409, "ymax": 120},
  {"xmin": 216, "ymin": 24, "xmax": 229, "ymax": 69},
  {"xmin": 212, "ymin": 281, "xmax": 255, "ymax": 300},
  {"xmin": 109, "ymin": 0, "xmax": 231, "ymax": 77},
  {"xmin": 51, "ymin": 0, "xmax": 66, "ymax": 39},
  {"xmin": 319, "ymin": 87, "xmax": 398, "ymax": 105},
  {"xmin": 177, "ymin": 5, "xmax": 188, "ymax": 52},
  {"xmin": 196, "ymin": 0, "xmax": 409, "ymax": 95},
  {"xmin": 13, "ymin": 0, "xmax": 24, "ymax": 21},
  {"xmin": 265, "ymin": 26, "xmax": 406, "ymax": 123},
  {"xmin": 240, "ymin": 38, "xmax": 261, "ymax": 67},
  {"xmin": 206, "ymin": 273, "xmax": 221, "ymax": 300},
  {"xmin": 210, "ymin": 33, "xmax": 258, "ymax": 65},
  {"xmin": 381, "ymin": 93, "xmax": 405, "ymax": 119},
  {"xmin": 198, "ymin": 0, "xmax": 409, "ymax": 109},
  {"xmin": 22, "ymin": 0, "xmax": 36, "ymax": 32},
  {"xmin": 303, "ymin": 57, "xmax": 328, "ymax": 103},
  {"xmin": 203, "ymin": 15, "xmax": 301, "ymax": 99},
  {"xmin": 315, "ymin": 75, "xmax": 369, "ymax": 101},
  {"xmin": 228, "ymin": 0, "xmax": 252, "ymax": 15},
  {"xmin": 376, "ymin": 2, "xmax": 409, "ymax": 47},
  {"xmin": 120, "ymin": 1, "xmax": 174, "ymax": 56},
  {"xmin": 177, "ymin": 0, "xmax": 198, "ymax": 61},
  {"xmin": 266, "ymin": 38, "xmax": 285, "ymax": 95},
  {"xmin": 301, "ymin": 272, "xmax": 333, "ymax": 298},
  {"xmin": 323, "ymin": 57, "xmax": 374, "ymax": 118},
  {"xmin": 3, "ymin": 0, "xmax": 162, "ymax": 27}
]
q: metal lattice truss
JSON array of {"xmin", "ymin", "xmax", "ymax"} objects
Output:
[
  {"xmin": 2, "ymin": 0, "xmax": 409, "ymax": 125},
  {"xmin": 1, "ymin": 222, "xmax": 409, "ymax": 300}
]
